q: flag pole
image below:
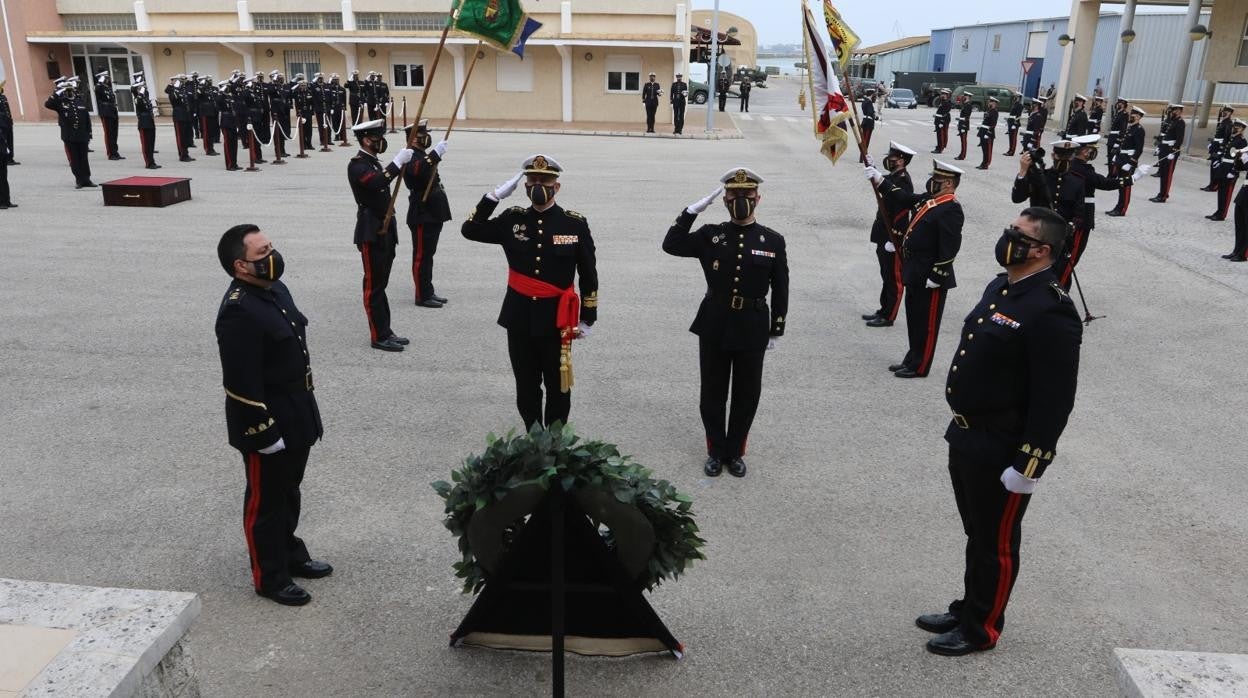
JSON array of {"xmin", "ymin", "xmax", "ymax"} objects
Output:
[
  {"xmin": 378, "ymin": 7, "xmax": 457, "ymax": 236},
  {"xmin": 421, "ymin": 40, "xmax": 483, "ymax": 202}
]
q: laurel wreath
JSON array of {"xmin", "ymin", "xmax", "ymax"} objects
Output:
[{"xmin": 432, "ymin": 424, "xmax": 707, "ymax": 594}]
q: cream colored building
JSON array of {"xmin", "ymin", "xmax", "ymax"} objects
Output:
[
  {"xmin": 689, "ymin": 9, "xmax": 756, "ymax": 70},
  {"xmin": 1, "ymin": 0, "xmax": 694, "ymax": 124}
]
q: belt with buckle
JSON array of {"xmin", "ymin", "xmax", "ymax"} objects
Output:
[
  {"xmin": 706, "ymin": 291, "xmax": 767, "ymax": 310},
  {"xmin": 952, "ymin": 412, "xmax": 969, "ymax": 429},
  {"xmin": 267, "ymin": 368, "xmax": 314, "ymax": 393}
]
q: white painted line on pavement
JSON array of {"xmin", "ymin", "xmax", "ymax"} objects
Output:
[
  {"xmin": 737, "ymin": 113, "xmax": 753, "ymax": 121},
  {"xmin": 761, "ymin": 115, "xmax": 776, "ymax": 121}
]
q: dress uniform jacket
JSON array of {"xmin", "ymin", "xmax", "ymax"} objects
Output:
[
  {"xmin": 462, "ymin": 198, "xmax": 599, "ymax": 336},
  {"xmin": 979, "ymin": 108, "xmax": 998, "ymax": 139},
  {"xmin": 935, "ymin": 97, "xmax": 952, "ymax": 129},
  {"xmin": 134, "ymin": 89, "xmax": 156, "ymax": 130},
  {"xmin": 1064, "ymin": 109, "xmax": 1089, "ymax": 138},
  {"xmin": 1106, "ymin": 109, "xmax": 1128, "ymax": 160},
  {"xmin": 944, "ymin": 270, "xmax": 1082, "ymax": 479},
  {"xmin": 1209, "ymin": 117, "xmax": 1231, "ymax": 157},
  {"xmin": 402, "ymin": 148, "xmax": 452, "ymax": 225},
  {"xmin": 956, "ymin": 102, "xmax": 973, "ymax": 134},
  {"xmin": 1114, "ymin": 122, "xmax": 1145, "ymax": 171},
  {"xmin": 165, "ymin": 83, "xmax": 190, "ymax": 121},
  {"xmin": 349, "ymin": 150, "xmax": 402, "ymax": 244},
  {"xmin": 1213, "ymin": 133, "xmax": 1247, "ymax": 179},
  {"xmin": 1089, "ymin": 104, "xmax": 1104, "ymax": 134},
  {"xmin": 95, "ymin": 82, "xmax": 119, "ymax": 119},
  {"xmin": 217, "ymin": 90, "xmax": 238, "ymax": 129},
  {"xmin": 1006, "ymin": 101, "xmax": 1023, "ymax": 131},
  {"xmin": 870, "ymin": 169, "xmax": 913, "ymax": 244},
  {"xmin": 44, "ymin": 94, "xmax": 92, "ymax": 143},
  {"xmin": 1011, "ymin": 165, "xmax": 1088, "ymax": 228},
  {"xmin": 1024, "ymin": 109, "xmax": 1045, "ymax": 143},
  {"xmin": 1070, "ymin": 160, "xmax": 1128, "ymax": 230},
  {"xmin": 860, "ymin": 97, "xmax": 876, "ymax": 130},
  {"xmin": 216, "ymin": 280, "xmax": 323, "ymax": 454},
  {"xmin": 1158, "ymin": 117, "xmax": 1184, "ymax": 160},
  {"xmin": 881, "ymin": 185, "xmax": 963, "ymax": 289},
  {"xmin": 663, "ymin": 211, "xmax": 789, "ymax": 352}
]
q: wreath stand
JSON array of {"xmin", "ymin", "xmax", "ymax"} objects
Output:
[{"xmin": 450, "ymin": 486, "xmax": 683, "ymax": 697}]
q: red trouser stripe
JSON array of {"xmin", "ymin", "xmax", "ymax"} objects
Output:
[
  {"xmin": 174, "ymin": 121, "xmax": 185, "ymax": 154},
  {"xmin": 1162, "ymin": 160, "xmax": 1177, "ymax": 197},
  {"xmin": 984, "ymin": 140, "xmax": 993, "ymax": 167},
  {"xmin": 918, "ymin": 289, "xmax": 941, "ymax": 375},
  {"xmin": 361, "ymin": 243, "xmax": 379, "ymax": 341},
  {"xmin": 221, "ymin": 129, "xmax": 234, "ymax": 168},
  {"xmin": 982, "ymin": 492, "xmax": 1024, "ymax": 645},
  {"xmin": 413, "ymin": 224, "xmax": 425, "ymax": 301},
  {"xmin": 1222, "ymin": 184, "xmax": 1235, "ymax": 215},
  {"xmin": 244, "ymin": 453, "xmax": 263, "ymax": 589},
  {"xmin": 958, "ymin": 132, "xmax": 967, "ymax": 158},
  {"xmin": 1121, "ymin": 185, "xmax": 1132, "ymax": 214},
  {"xmin": 99, "ymin": 117, "xmax": 114, "ymax": 154},
  {"xmin": 1060, "ymin": 228, "xmax": 1084, "ymax": 286},
  {"xmin": 886, "ymin": 253, "xmax": 903, "ymax": 321},
  {"xmin": 201, "ymin": 117, "xmax": 210, "ymax": 149}
]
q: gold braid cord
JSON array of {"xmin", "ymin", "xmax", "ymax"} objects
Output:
[{"xmin": 559, "ymin": 329, "xmax": 575, "ymax": 393}]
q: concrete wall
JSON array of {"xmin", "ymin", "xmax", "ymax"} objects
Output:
[
  {"xmin": 690, "ymin": 10, "xmax": 757, "ymax": 68},
  {"xmin": 6, "ymin": 0, "xmax": 70, "ymax": 122},
  {"xmin": 570, "ymin": 47, "xmax": 674, "ymax": 122},
  {"xmin": 929, "ymin": 29, "xmax": 951, "ymax": 71}
]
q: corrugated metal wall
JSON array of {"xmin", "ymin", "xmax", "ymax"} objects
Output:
[{"xmin": 875, "ymin": 43, "xmax": 931, "ymax": 84}]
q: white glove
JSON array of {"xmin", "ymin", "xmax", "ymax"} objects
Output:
[
  {"xmin": 432, "ymin": 140, "xmax": 448, "ymax": 158},
  {"xmin": 864, "ymin": 154, "xmax": 875, "ymax": 168},
  {"xmin": 766, "ymin": 337, "xmax": 778, "ymax": 350},
  {"xmin": 1166, "ymin": 153, "xmax": 1177, "ymax": 161},
  {"xmin": 685, "ymin": 186, "xmax": 724, "ymax": 215},
  {"xmin": 1120, "ymin": 162, "xmax": 1133, "ymax": 173},
  {"xmin": 489, "ymin": 172, "xmax": 525, "ymax": 201},
  {"xmin": 1136, "ymin": 164, "xmax": 1153, "ymax": 177},
  {"xmin": 576, "ymin": 321, "xmax": 592, "ymax": 339},
  {"xmin": 258, "ymin": 437, "xmax": 286, "ymax": 455},
  {"xmin": 1131, "ymin": 170, "xmax": 1146, "ymax": 183},
  {"xmin": 1240, "ymin": 151, "xmax": 1248, "ymax": 165},
  {"xmin": 884, "ymin": 241, "xmax": 896, "ymax": 253},
  {"xmin": 925, "ymin": 279, "xmax": 940, "ymax": 289},
  {"xmin": 1229, "ymin": 171, "xmax": 1237, "ymax": 180},
  {"xmin": 864, "ymin": 166, "xmax": 884, "ymax": 184},
  {"xmin": 1001, "ymin": 466, "xmax": 1038, "ymax": 494},
  {"xmin": 391, "ymin": 148, "xmax": 414, "ymax": 168},
  {"xmin": 1152, "ymin": 148, "xmax": 1160, "ymax": 157}
]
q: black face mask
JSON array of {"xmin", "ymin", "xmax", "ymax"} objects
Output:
[
  {"xmin": 925, "ymin": 177, "xmax": 942, "ymax": 195},
  {"xmin": 246, "ymin": 249, "xmax": 285, "ymax": 281},
  {"xmin": 884, "ymin": 156, "xmax": 902, "ymax": 173},
  {"xmin": 416, "ymin": 133, "xmax": 432, "ymax": 150},
  {"xmin": 1053, "ymin": 158, "xmax": 1071, "ymax": 174},
  {"xmin": 367, "ymin": 136, "xmax": 388, "ymax": 154},
  {"xmin": 526, "ymin": 184, "xmax": 556, "ymax": 206},
  {"xmin": 995, "ymin": 228, "xmax": 1046, "ymax": 267},
  {"xmin": 727, "ymin": 195, "xmax": 757, "ymax": 221}
]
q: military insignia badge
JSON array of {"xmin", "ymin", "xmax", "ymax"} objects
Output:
[
  {"xmin": 990, "ymin": 312, "xmax": 1021, "ymax": 329},
  {"xmin": 533, "ymin": 155, "xmax": 548, "ymax": 170},
  {"xmin": 734, "ymin": 169, "xmax": 748, "ymax": 184},
  {"xmin": 712, "ymin": 234, "xmax": 721, "ymax": 244}
]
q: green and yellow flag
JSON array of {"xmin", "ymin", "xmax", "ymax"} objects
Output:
[
  {"xmin": 822, "ymin": 1, "xmax": 860, "ymax": 69},
  {"xmin": 452, "ymin": 0, "xmax": 543, "ymax": 57}
]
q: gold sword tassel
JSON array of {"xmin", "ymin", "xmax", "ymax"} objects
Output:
[{"xmin": 559, "ymin": 331, "xmax": 574, "ymax": 394}]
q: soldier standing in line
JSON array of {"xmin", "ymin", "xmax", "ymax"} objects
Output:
[
  {"xmin": 1089, "ymin": 95, "xmax": 1105, "ymax": 135},
  {"xmin": 94, "ymin": 71, "xmax": 123, "ymax": 160},
  {"xmin": 329, "ymin": 74, "xmax": 349, "ymax": 146},
  {"xmin": 0, "ymin": 80, "xmax": 17, "ymax": 165},
  {"xmin": 1105, "ymin": 98, "xmax": 1128, "ymax": 173},
  {"xmin": 859, "ymin": 88, "xmax": 876, "ymax": 163},
  {"xmin": 243, "ymin": 76, "xmax": 268, "ymax": 164},
  {"xmin": 932, "ymin": 88, "xmax": 951, "ymax": 154},
  {"xmin": 44, "ymin": 77, "xmax": 95, "ymax": 189},
  {"xmin": 375, "ymin": 74, "xmax": 391, "ymax": 122},
  {"xmin": 131, "ymin": 73, "xmax": 160, "ymax": 169},
  {"xmin": 1207, "ymin": 118, "xmax": 1246, "ymax": 221},
  {"xmin": 348, "ymin": 119, "xmax": 413, "ymax": 352},
  {"xmin": 166, "ymin": 75, "xmax": 195, "ymax": 162},
  {"xmin": 738, "ymin": 75, "xmax": 752, "ymax": 113},
  {"xmin": 268, "ymin": 72, "xmax": 291, "ymax": 161},
  {"xmin": 642, "ymin": 72, "xmax": 662, "ymax": 133},
  {"xmin": 1020, "ymin": 97, "xmax": 1046, "ymax": 153},
  {"xmin": 185, "ymin": 72, "xmax": 201, "ymax": 142},
  {"xmin": 215, "ymin": 223, "xmax": 332, "ymax": 607},
  {"xmin": 461, "ymin": 155, "xmax": 599, "ymax": 430},
  {"xmin": 0, "ymin": 116, "xmax": 12, "ymax": 208},
  {"xmin": 217, "ymin": 79, "xmax": 243, "ymax": 172},
  {"xmin": 953, "ymin": 93, "xmax": 973, "ymax": 161},
  {"xmin": 364, "ymin": 72, "xmax": 380, "ymax": 120},
  {"xmin": 1151, "ymin": 104, "xmax": 1185, "ymax": 203},
  {"xmin": 976, "ymin": 96, "xmax": 999, "ymax": 170},
  {"xmin": 865, "ymin": 159, "xmax": 964, "ymax": 378},
  {"xmin": 1107, "ymin": 106, "xmax": 1149, "ymax": 217},
  {"xmin": 862, "ymin": 142, "xmax": 915, "ymax": 329},
  {"xmin": 198, "ymin": 76, "xmax": 220, "ymax": 156},
  {"xmin": 717, "ymin": 70, "xmax": 730, "ymax": 113},
  {"xmin": 1223, "ymin": 149, "xmax": 1248, "ymax": 261},
  {"xmin": 293, "ymin": 76, "xmax": 315, "ymax": 152},
  {"xmin": 1003, "ymin": 93, "xmax": 1024, "ymax": 156},
  {"xmin": 1062, "ymin": 94, "xmax": 1090, "ymax": 139},
  {"xmin": 663, "ymin": 167, "xmax": 788, "ymax": 478},
  {"xmin": 402, "ymin": 120, "xmax": 452, "ymax": 308},
  {"xmin": 917, "ymin": 206, "xmax": 1082, "ymax": 657},
  {"xmin": 311, "ymin": 73, "xmax": 330, "ymax": 148},
  {"xmin": 670, "ymin": 73, "xmax": 688, "ymax": 135},
  {"xmin": 255, "ymin": 72, "xmax": 272, "ymax": 155},
  {"xmin": 346, "ymin": 70, "xmax": 364, "ymax": 126},
  {"xmin": 1202, "ymin": 105, "xmax": 1234, "ymax": 192}
]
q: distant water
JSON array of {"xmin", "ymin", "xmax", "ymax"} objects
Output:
[{"xmin": 754, "ymin": 57, "xmax": 807, "ymax": 76}]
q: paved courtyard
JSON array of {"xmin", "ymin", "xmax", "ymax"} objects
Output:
[{"xmin": 1, "ymin": 77, "xmax": 1246, "ymax": 696}]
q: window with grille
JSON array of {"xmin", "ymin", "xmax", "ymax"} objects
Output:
[
  {"xmin": 355, "ymin": 13, "xmax": 448, "ymax": 31},
  {"xmin": 1239, "ymin": 16, "xmax": 1248, "ymax": 67},
  {"xmin": 285, "ymin": 50, "xmax": 321, "ymax": 80},
  {"xmin": 391, "ymin": 55, "xmax": 426, "ymax": 88},
  {"xmin": 61, "ymin": 14, "xmax": 138, "ymax": 31},
  {"xmin": 253, "ymin": 13, "xmax": 343, "ymax": 31}
]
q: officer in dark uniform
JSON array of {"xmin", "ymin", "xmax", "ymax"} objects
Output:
[
  {"xmin": 198, "ymin": 76, "xmax": 220, "ymax": 156},
  {"xmin": 0, "ymin": 79, "xmax": 17, "ymax": 165},
  {"xmin": 917, "ymin": 206, "xmax": 1082, "ymax": 656},
  {"xmin": 1020, "ymin": 96, "xmax": 1046, "ymax": 153},
  {"xmin": 1107, "ymin": 106, "xmax": 1149, "ymax": 217},
  {"xmin": 365, "ymin": 72, "xmax": 380, "ymax": 120},
  {"xmin": 670, "ymin": 73, "xmax": 688, "ymax": 135},
  {"xmin": 863, "ymin": 141, "xmax": 915, "ymax": 328},
  {"xmin": 131, "ymin": 72, "xmax": 160, "ymax": 169},
  {"xmin": 866, "ymin": 159, "xmax": 964, "ymax": 378},
  {"xmin": 311, "ymin": 73, "xmax": 330, "ymax": 149},
  {"xmin": 44, "ymin": 77, "xmax": 95, "ymax": 188},
  {"xmin": 165, "ymin": 75, "xmax": 195, "ymax": 161},
  {"xmin": 717, "ymin": 70, "xmax": 730, "ymax": 113},
  {"xmin": 663, "ymin": 167, "xmax": 788, "ymax": 478},
  {"xmin": 293, "ymin": 76, "xmax": 315, "ymax": 151},
  {"xmin": 953, "ymin": 93, "xmax": 973, "ymax": 160},
  {"xmin": 349, "ymin": 119, "xmax": 412, "ymax": 352},
  {"xmin": 859, "ymin": 88, "xmax": 876, "ymax": 162},
  {"xmin": 1151, "ymin": 104, "xmax": 1185, "ymax": 203},
  {"xmin": 184, "ymin": 72, "xmax": 201, "ymax": 141},
  {"xmin": 0, "ymin": 116, "xmax": 12, "ymax": 208},
  {"xmin": 93, "ymin": 71, "xmax": 123, "ymax": 160},
  {"xmin": 254, "ymin": 72, "xmax": 272, "ymax": 156},
  {"xmin": 244, "ymin": 77, "xmax": 268, "ymax": 163},
  {"xmin": 217, "ymin": 79, "xmax": 243, "ymax": 171},
  {"xmin": 462, "ymin": 154, "xmax": 599, "ymax": 430},
  {"xmin": 932, "ymin": 88, "xmax": 951, "ymax": 154},
  {"xmin": 1207, "ymin": 118, "xmax": 1246, "ymax": 221},
  {"xmin": 268, "ymin": 71, "xmax": 291, "ymax": 161},
  {"xmin": 402, "ymin": 120, "xmax": 452, "ymax": 307},
  {"xmin": 642, "ymin": 72, "xmax": 662, "ymax": 133},
  {"xmin": 1105, "ymin": 98, "xmax": 1128, "ymax": 172},
  {"xmin": 215, "ymin": 223, "xmax": 332, "ymax": 607},
  {"xmin": 1062, "ymin": 93, "xmax": 1089, "ymax": 138},
  {"xmin": 738, "ymin": 76, "xmax": 752, "ymax": 113},
  {"xmin": 1088, "ymin": 95, "xmax": 1105, "ymax": 135},
  {"xmin": 976, "ymin": 96, "xmax": 999, "ymax": 170},
  {"xmin": 346, "ymin": 70, "xmax": 364, "ymax": 126},
  {"xmin": 329, "ymin": 74, "xmax": 349, "ymax": 146},
  {"xmin": 1225, "ymin": 149, "xmax": 1248, "ymax": 261},
  {"xmin": 375, "ymin": 75, "xmax": 391, "ymax": 122},
  {"xmin": 1203, "ymin": 105, "xmax": 1234, "ymax": 192},
  {"xmin": 1003, "ymin": 92, "xmax": 1024, "ymax": 156}
]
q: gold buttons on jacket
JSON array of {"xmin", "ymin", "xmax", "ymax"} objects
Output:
[
  {"xmin": 989, "ymin": 304, "xmax": 996, "ymax": 310},
  {"xmin": 977, "ymin": 318, "xmax": 983, "ymax": 324}
]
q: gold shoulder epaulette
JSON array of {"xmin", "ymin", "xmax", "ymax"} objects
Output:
[
  {"xmin": 1050, "ymin": 282, "xmax": 1073, "ymax": 303},
  {"xmin": 507, "ymin": 206, "xmax": 527, "ymax": 215},
  {"xmin": 225, "ymin": 287, "xmax": 245, "ymax": 305},
  {"xmin": 563, "ymin": 209, "xmax": 586, "ymax": 221}
]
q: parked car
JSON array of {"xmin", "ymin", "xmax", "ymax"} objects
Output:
[
  {"xmin": 922, "ymin": 80, "xmax": 975, "ymax": 106},
  {"xmin": 688, "ymin": 80, "xmax": 739, "ymax": 104},
  {"xmin": 951, "ymin": 84, "xmax": 1022, "ymax": 111},
  {"xmin": 735, "ymin": 66, "xmax": 768, "ymax": 87},
  {"xmin": 887, "ymin": 87, "xmax": 918, "ymax": 109},
  {"xmin": 847, "ymin": 77, "xmax": 883, "ymax": 99}
]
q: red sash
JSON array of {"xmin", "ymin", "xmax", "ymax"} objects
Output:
[{"xmin": 507, "ymin": 269, "xmax": 581, "ymax": 338}]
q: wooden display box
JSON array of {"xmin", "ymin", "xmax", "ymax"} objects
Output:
[{"xmin": 101, "ymin": 176, "xmax": 192, "ymax": 208}]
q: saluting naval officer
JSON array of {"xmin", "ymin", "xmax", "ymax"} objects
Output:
[
  {"xmin": 402, "ymin": 119, "xmax": 452, "ymax": 307},
  {"xmin": 866, "ymin": 160, "xmax": 964, "ymax": 378},
  {"xmin": 663, "ymin": 167, "xmax": 789, "ymax": 478},
  {"xmin": 917, "ymin": 206, "xmax": 1082, "ymax": 656},
  {"xmin": 862, "ymin": 142, "xmax": 915, "ymax": 328},
  {"xmin": 348, "ymin": 118, "xmax": 413, "ymax": 352},
  {"xmin": 94, "ymin": 71, "xmax": 124, "ymax": 160},
  {"xmin": 215, "ymin": 224, "xmax": 332, "ymax": 607},
  {"xmin": 462, "ymin": 154, "xmax": 599, "ymax": 430},
  {"xmin": 44, "ymin": 77, "xmax": 95, "ymax": 189}
]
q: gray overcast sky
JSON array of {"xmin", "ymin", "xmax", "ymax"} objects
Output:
[{"xmin": 696, "ymin": 1, "xmax": 1178, "ymax": 47}]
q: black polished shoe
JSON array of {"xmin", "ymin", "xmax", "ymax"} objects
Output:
[
  {"xmin": 1206, "ymin": 214, "xmax": 1226, "ymax": 221},
  {"xmin": 431, "ymin": 294, "xmax": 448, "ymax": 304},
  {"xmin": 290, "ymin": 560, "xmax": 333, "ymax": 579},
  {"xmin": 0, "ymin": 203, "xmax": 16, "ymax": 209},
  {"xmin": 146, "ymin": 164, "xmax": 162, "ymax": 169},
  {"xmin": 1149, "ymin": 196, "xmax": 1166, "ymax": 203},
  {"xmin": 4, "ymin": 160, "xmax": 17, "ymax": 166},
  {"xmin": 1105, "ymin": 209, "xmax": 1123, "ymax": 217},
  {"xmin": 893, "ymin": 367, "xmax": 922, "ymax": 378},
  {"xmin": 865, "ymin": 317, "xmax": 894, "ymax": 327},
  {"xmin": 975, "ymin": 165, "xmax": 988, "ymax": 170},
  {"xmin": 703, "ymin": 456, "xmax": 723, "ymax": 477},
  {"xmin": 888, "ymin": 363, "xmax": 907, "ymax": 372},
  {"xmin": 77, "ymin": 181, "xmax": 97, "ymax": 188},
  {"xmin": 925, "ymin": 627, "xmax": 993, "ymax": 656},
  {"xmin": 227, "ymin": 166, "xmax": 243, "ymax": 171},
  {"xmin": 256, "ymin": 583, "xmax": 312, "ymax": 606},
  {"xmin": 1200, "ymin": 185, "xmax": 1217, "ymax": 192},
  {"xmin": 915, "ymin": 612, "xmax": 959, "ymax": 634},
  {"xmin": 861, "ymin": 312, "xmax": 881, "ymax": 321},
  {"xmin": 179, "ymin": 156, "xmax": 196, "ymax": 162},
  {"xmin": 388, "ymin": 335, "xmax": 410, "ymax": 345},
  {"xmin": 108, "ymin": 154, "xmax": 124, "ymax": 160},
  {"xmin": 416, "ymin": 298, "xmax": 444, "ymax": 308},
  {"xmin": 726, "ymin": 457, "xmax": 747, "ymax": 478},
  {"xmin": 1222, "ymin": 253, "xmax": 1236, "ymax": 259},
  {"xmin": 371, "ymin": 337, "xmax": 405, "ymax": 352}
]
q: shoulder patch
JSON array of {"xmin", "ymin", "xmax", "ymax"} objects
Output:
[
  {"xmin": 563, "ymin": 209, "xmax": 586, "ymax": 221},
  {"xmin": 1049, "ymin": 282, "xmax": 1074, "ymax": 304},
  {"xmin": 224, "ymin": 286, "xmax": 245, "ymax": 306},
  {"xmin": 507, "ymin": 206, "xmax": 528, "ymax": 215}
]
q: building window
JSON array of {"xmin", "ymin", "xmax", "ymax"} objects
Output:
[
  {"xmin": 993, "ymin": 34, "xmax": 1002, "ymax": 51},
  {"xmin": 605, "ymin": 55, "xmax": 641, "ymax": 93},
  {"xmin": 355, "ymin": 13, "xmax": 448, "ymax": 31},
  {"xmin": 960, "ymin": 37, "xmax": 969, "ymax": 52},
  {"xmin": 61, "ymin": 14, "xmax": 138, "ymax": 31},
  {"xmin": 285, "ymin": 50, "xmax": 321, "ymax": 81},
  {"xmin": 1239, "ymin": 16, "xmax": 1248, "ymax": 67},
  {"xmin": 391, "ymin": 55, "xmax": 426, "ymax": 88},
  {"xmin": 253, "ymin": 13, "xmax": 343, "ymax": 31},
  {"xmin": 496, "ymin": 53, "xmax": 534, "ymax": 92}
]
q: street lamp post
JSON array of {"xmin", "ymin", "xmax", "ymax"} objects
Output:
[
  {"xmin": 705, "ymin": 0, "xmax": 720, "ymax": 134},
  {"xmin": 1186, "ymin": 24, "xmax": 1211, "ymax": 153},
  {"xmin": 1105, "ymin": 0, "xmax": 1138, "ymax": 109}
]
